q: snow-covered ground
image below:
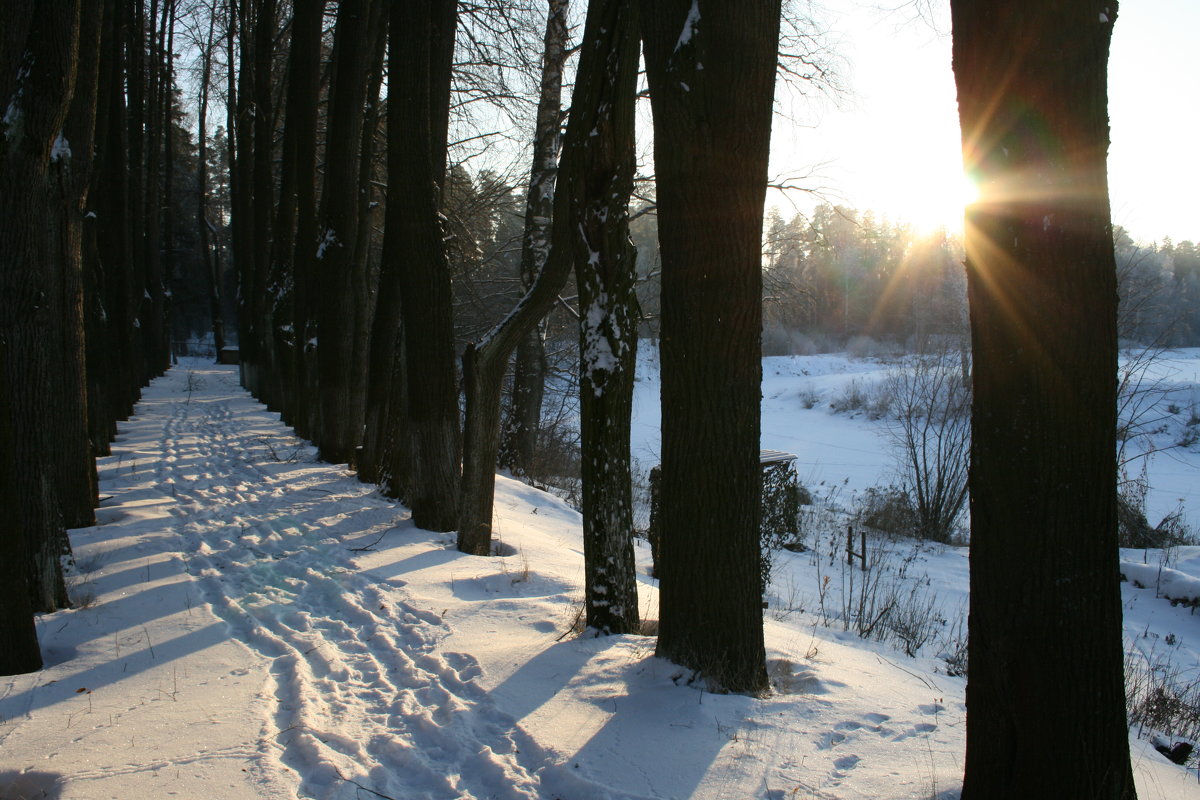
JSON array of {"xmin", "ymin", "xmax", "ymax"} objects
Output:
[{"xmin": 2, "ymin": 352, "xmax": 1198, "ymax": 799}]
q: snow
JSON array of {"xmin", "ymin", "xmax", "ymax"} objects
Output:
[
  {"xmin": 50, "ymin": 132, "xmax": 70, "ymax": 163},
  {"xmin": 316, "ymin": 229, "xmax": 337, "ymax": 260},
  {"xmin": 673, "ymin": 0, "xmax": 701, "ymax": 53},
  {"xmin": 581, "ymin": 294, "xmax": 620, "ymax": 395},
  {"xmin": 2, "ymin": 353, "xmax": 1199, "ymax": 798},
  {"xmin": 1122, "ymin": 558, "xmax": 1200, "ymax": 606}
]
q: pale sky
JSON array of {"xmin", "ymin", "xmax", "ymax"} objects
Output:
[{"xmin": 768, "ymin": 0, "xmax": 1199, "ymax": 245}]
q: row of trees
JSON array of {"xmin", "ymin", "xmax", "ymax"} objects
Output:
[
  {"xmin": 762, "ymin": 204, "xmax": 1200, "ymax": 355},
  {"xmin": 2, "ymin": 0, "xmax": 188, "ymax": 673},
  {"xmin": 2, "ymin": 0, "xmax": 1143, "ymax": 796}
]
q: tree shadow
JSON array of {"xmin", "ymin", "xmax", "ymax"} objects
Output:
[
  {"xmin": 511, "ymin": 646, "xmax": 735, "ymax": 800},
  {"xmin": 0, "ymin": 769, "xmax": 65, "ymax": 799}
]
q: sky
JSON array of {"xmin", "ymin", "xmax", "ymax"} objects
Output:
[{"xmin": 768, "ymin": 0, "xmax": 1200, "ymax": 245}]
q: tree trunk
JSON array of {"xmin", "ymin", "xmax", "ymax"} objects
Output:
[
  {"xmin": 393, "ymin": 0, "xmax": 461, "ymax": 530},
  {"xmin": 91, "ymin": 0, "xmax": 133, "ymax": 442},
  {"xmin": 573, "ymin": 0, "xmax": 640, "ymax": 635},
  {"xmin": 126, "ymin": 0, "xmax": 150, "ymax": 391},
  {"xmin": 0, "ymin": 0, "xmax": 82, "ymax": 613},
  {"xmin": 271, "ymin": 0, "xmax": 325, "ymax": 426},
  {"xmin": 314, "ymin": 0, "xmax": 375, "ymax": 464},
  {"xmin": 347, "ymin": 7, "xmax": 388, "ymax": 464},
  {"xmin": 49, "ymin": 0, "xmax": 103, "ymax": 529},
  {"xmin": 951, "ymin": 2, "xmax": 1136, "ymax": 797},
  {"xmin": 498, "ymin": 0, "xmax": 570, "ymax": 478},
  {"xmin": 250, "ymin": 0, "xmax": 277, "ymax": 405},
  {"xmin": 142, "ymin": 0, "xmax": 169, "ymax": 377},
  {"xmin": 161, "ymin": 0, "xmax": 177, "ymax": 363},
  {"xmin": 359, "ymin": 2, "xmax": 407, "ymax": 491},
  {"xmin": 196, "ymin": 6, "xmax": 225, "ymax": 361},
  {"xmin": 283, "ymin": 0, "xmax": 325, "ymax": 440},
  {"xmin": 83, "ymin": 0, "xmax": 118, "ymax": 456},
  {"xmin": 641, "ymin": 0, "xmax": 778, "ymax": 694},
  {"xmin": 500, "ymin": 328, "xmax": 547, "ymax": 475},
  {"xmin": 231, "ymin": 0, "xmax": 257, "ymax": 388},
  {"xmin": 0, "ymin": 338, "xmax": 42, "ymax": 675},
  {"xmin": 457, "ymin": 0, "xmax": 571, "ymax": 553}
]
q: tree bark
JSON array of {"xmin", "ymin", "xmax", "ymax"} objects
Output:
[
  {"xmin": 0, "ymin": 338, "xmax": 42, "ymax": 675},
  {"xmin": 281, "ymin": 0, "xmax": 325, "ymax": 440},
  {"xmin": 126, "ymin": 0, "xmax": 150, "ymax": 392},
  {"xmin": 49, "ymin": 0, "xmax": 103, "ymax": 529},
  {"xmin": 393, "ymin": 0, "xmax": 461, "ymax": 530},
  {"xmin": 84, "ymin": 0, "xmax": 121, "ymax": 456},
  {"xmin": 196, "ymin": 5, "xmax": 226, "ymax": 361},
  {"xmin": 231, "ymin": 0, "xmax": 257, "ymax": 389},
  {"xmin": 573, "ymin": 0, "xmax": 641, "ymax": 635},
  {"xmin": 457, "ymin": 0, "xmax": 571, "ymax": 554},
  {"xmin": 142, "ymin": 0, "xmax": 169, "ymax": 377},
  {"xmin": 0, "ymin": 0, "xmax": 82, "ymax": 613},
  {"xmin": 641, "ymin": 0, "xmax": 778, "ymax": 694},
  {"xmin": 314, "ymin": 0, "xmax": 375, "ymax": 463},
  {"xmin": 951, "ymin": 2, "xmax": 1136, "ymax": 797},
  {"xmin": 346, "ymin": 7, "xmax": 389, "ymax": 463}
]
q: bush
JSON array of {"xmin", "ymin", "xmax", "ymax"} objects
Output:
[
  {"xmin": 830, "ymin": 380, "xmax": 869, "ymax": 414},
  {"xmin": 760, "ymin": 458, "xmax": 805, "ymax": 589},
  {"xmin": 1126, "ymin": 642, "xmax": 1200, "ymax": 769},
  {"xmin": 883, "ymin": 352, "xmax": 971, "ymax": 543},
  {"xmin": 859, "ymin": 486, "xmax": 919, "ymax": 537},
  {"xmin": 798, "ymin": 384, "xmax": 821, "ymax": 409},
  {"xmin": 1118, "ymin": 474, "xmax": 1196, "ymax": 549}
]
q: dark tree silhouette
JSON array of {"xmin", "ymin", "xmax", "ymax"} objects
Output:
[
  {"xmin": 642, "ymin": 0, "xmax": 780, "ymax": 693},
  {"xmin": 951, "ymin": 2, "xmax": 1137, "ymax": 797},
  {"xmin": 393, "ymin": 0, "xmax": 462, "ymax": 530},
  {"xmin": 0, "ymin": 0, "xmax": 83, "ymax": 613}
]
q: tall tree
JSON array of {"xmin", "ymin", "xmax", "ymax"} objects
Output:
[
  {"xmin": 457, "ymin": 0, "xmax": 572, "ymax": 554},
  {"xmin": 0, "ymin": 338, "xmax": 41, "ymax": 675},
  {"xmin": 572, "ymin": 0, "xmax": 641, "ymax": 635},
  {"xmin": 0, "ymin": 0, "xmax": 83, "ymax": 612},
  {"xmin": 641, "ymin": 0, "xmax": 779, "ymax": 694},
  {"xmin": 393, "ymin": 0, "xmax": 462, "ymax": 530},
  {"xmin": 278, "ymin": 0, "xmax": 326, "ymax": 439},
  {"xmin": 267, "ymin": 0, "xmax": 327, "ymax": 425},
  {"xmin": 49, "ymin": 0, "xmax": 104, "ymax": 529},
  {"xmin": 195, "ymin": 1, "xmax": 227, "ymax": 361},
  {"xmin": 1, "ymin": 1, "xmax": 51, "ymax": 668},
  {"xmin": 950, "ymin": 2, "xmax": 1136, "ymax": 797},
  {"xmin": 498, "ymin": 0, "xmax": 571, "ymax": 478},
  {"xmin": 313, "ymin": 0, "xmax": 377, "ymax": 463},
  {"xmin": 358, "ymin": 0, "xmax": 413, "ymax": 494}
]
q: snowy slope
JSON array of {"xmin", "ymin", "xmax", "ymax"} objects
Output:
[{"xmin": 2, "ymin": 357, "xmax": 1197, "ymax": 799}]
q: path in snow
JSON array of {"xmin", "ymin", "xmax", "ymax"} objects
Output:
[{"xmin": 117, "ymin": 363, "xmax": 546, "ymax": 799}]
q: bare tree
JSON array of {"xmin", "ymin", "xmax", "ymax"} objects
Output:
[
  {"xmin": 456, "ymin": 0, "xmax": 571, "ymax": 553},
  {"xmin": 498, "ymin": 0, "xmax": 570, "ymax": 478}
]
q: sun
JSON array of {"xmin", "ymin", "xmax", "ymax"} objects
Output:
[{"xmin": 897, "ymin": 173, "xmax": 980, "ymax": 235}]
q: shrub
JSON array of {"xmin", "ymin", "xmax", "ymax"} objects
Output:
[
  {"xmin": 798, "ymin": 384, "xmax": 821, "ymax": 409},
  {"xmin": 859, "ymin": 486, "xmax": 919, "ymax": 538},
  {"xmin": 1126, "ymin": 642, "xmax": 1200, "ymax": 768},
  {"xmin": 883, "ymin": 351, "xmax": 971, "ymax": 543},
  {"xmin": 830, "ymin": 380, "xmax": 869, "ymax": 414}
]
